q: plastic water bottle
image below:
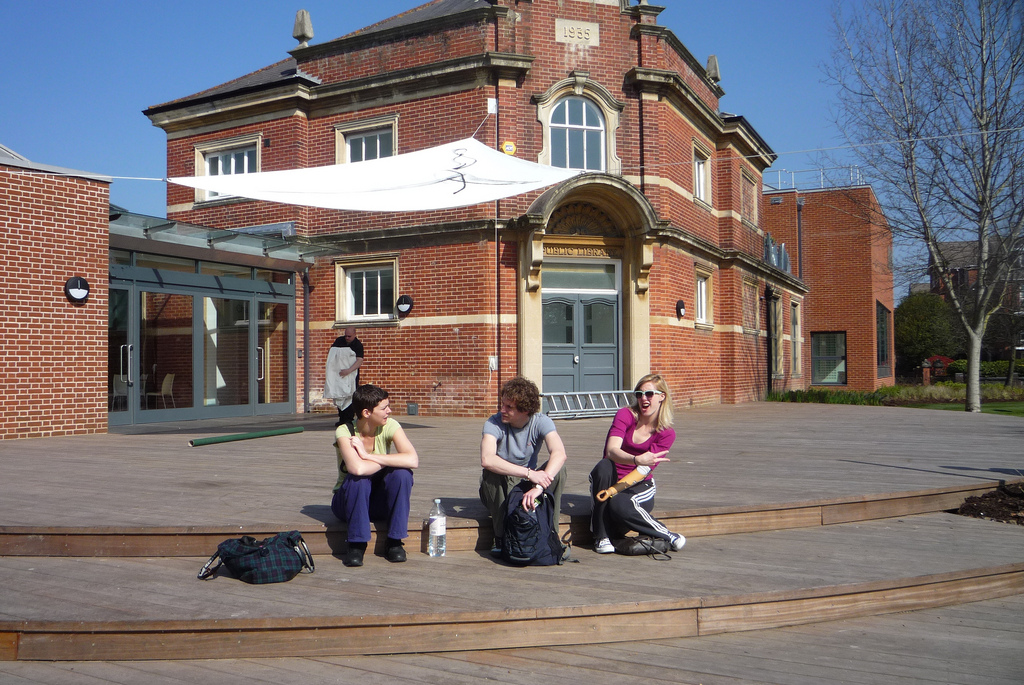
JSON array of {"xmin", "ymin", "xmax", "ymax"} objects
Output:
[{"xmin": 427, "ymin": 498, "xmax": 447, "ymax": 557}]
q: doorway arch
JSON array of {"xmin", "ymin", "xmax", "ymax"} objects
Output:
[{"xmin": 515, "ymin": 176, "xmax": 662, "ymax": 392}]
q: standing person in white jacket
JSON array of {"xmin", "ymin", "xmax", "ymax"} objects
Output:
[{"xmin": 326, "ymin": 327, "xmax": 364, "ymax": 426}]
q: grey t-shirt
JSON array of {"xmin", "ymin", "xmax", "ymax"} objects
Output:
[{"xmin": 482, "ymin": 412, "xmax": 557, "ymax": 469}]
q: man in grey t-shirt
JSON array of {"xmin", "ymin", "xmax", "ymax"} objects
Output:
[{"xmin": 480, "ymin": 376, "xmax": 568, "ymax": 553}]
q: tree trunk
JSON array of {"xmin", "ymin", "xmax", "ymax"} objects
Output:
[
  {"xmin": 965, "ymin": 331, "xmax": 983, "ymax": 412},
  {"xmin": 1007, "ymin": 345, "xmax": 1018, "ymax": 388}
]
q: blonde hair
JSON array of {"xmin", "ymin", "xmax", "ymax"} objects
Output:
[{"xmin": 631, "ymin": 373, "xmax": 674, "ymax": 432}]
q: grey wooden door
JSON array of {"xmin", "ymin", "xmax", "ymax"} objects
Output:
[{"xmin": 542, "ymin": 293, "xmax": 618, "ymax": 394}]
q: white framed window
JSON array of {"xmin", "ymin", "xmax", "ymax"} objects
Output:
[
  {"xmin": 771, "ymin": 297, "xmax": 784, "ymax": 377},
  {"xmin": 791, "ymin": 301, "xmax": 802, "ymax": 375},
  {"xmin": 741, "ymin": 171, "xmax": 759, "ymax": 227},
  {"xmin": 194, "ymin": 134, "xmax": 261, "ymax": 202},
  {"xmin": 742, "ymin": 280, "xmax": 759, "ymax": 332},
  {"xmin": 550, "ymin": 96, "xmax": 605, "ymax": 171},
  {"xmin": 335, "ymin": 258, "xmax": 397, "ymax": 322},
  {"xmin": 535, "ymin": 74, "xmax": 623, "ymax": 175},
  {"xmin": 347, "ymin": 128, "xmax": 394, "ymax": 163},
  {"xmin": 693, "ymin": 144, "xmax": 711, "ymax": 205},
  {"xmin": 694, "ymin": 266, "xmax": 713, "ymax": 326},
  {"xmin": 695, "ymin": 277, "xmax": 707, "ymax": 323},
  {"xmin": 335, "ymin": 114, "xmax": 398, "ymax": 164}
]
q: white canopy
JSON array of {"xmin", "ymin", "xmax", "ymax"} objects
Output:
[{"xmin": 169, "ymin": 137, "xmax": 582, "ymax": 212}]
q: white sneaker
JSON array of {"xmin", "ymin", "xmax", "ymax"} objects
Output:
[
  {"xmin": 669, "ymin": 533, "xmax": 686, "ymax": 551},
  {"xmin": 594, "ymin": 537, "xmax": 615, "ymax": 554}
]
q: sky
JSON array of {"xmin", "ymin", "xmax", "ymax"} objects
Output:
[{"xmin": 0, "ymin": 0, "xmax": 842, "ymax": 219}]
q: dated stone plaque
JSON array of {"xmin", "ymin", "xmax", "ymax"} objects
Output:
[{"xmin": 555, "ymin": 18, "xmax": 599, "ymax": 47}]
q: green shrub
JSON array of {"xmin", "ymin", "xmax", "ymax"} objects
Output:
[
  {"xmin": 766, "ymin": 389, "xmax": 886, "ymax": 405},
  {"xmin": 944, "ymin": 359, "xmax": 1012, "ymax": 377},
  {"xmin": 766, "ymin": 381, "xmax": 1024, "ymax": 406},
  {"xmin": 946, "ymin": 359, "xmax": 968, "ymax": 374}
]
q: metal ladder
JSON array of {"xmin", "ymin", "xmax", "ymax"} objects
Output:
[{"xmin": 541, "ymin": 390, "xmax": 634, "ymax": 419}]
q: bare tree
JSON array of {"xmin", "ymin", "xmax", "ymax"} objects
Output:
[{"xmin": 827, "ymin": 0, "xmax": 1024, "ymax": 411}]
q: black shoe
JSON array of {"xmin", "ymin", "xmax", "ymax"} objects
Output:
[
  {"xmin": 385, "ymin": 539, "xmax": 406, "ymax": 563},
  {"xmin": 343, "ymin": 543, "xmax": 366, "ymax": 567}
]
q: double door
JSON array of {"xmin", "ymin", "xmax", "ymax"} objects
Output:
[
  {"xmin": 542, "ymin": 293, "xmax": 619, "ymax": 394},
  {"xmin": 108, "ymin": 283, "xmax": 293, "ymax": 425}
]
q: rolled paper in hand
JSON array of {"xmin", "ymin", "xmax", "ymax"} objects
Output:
[{"xmin": 596, "ymin": 465, "xmax": 651, "ymax": 501}]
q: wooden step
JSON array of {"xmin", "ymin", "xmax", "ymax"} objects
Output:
[
  {"xmin": 0, "ymin": 481, "xmax": 1004, "ymax": 557},
  {"xmin": 2, "ymin": 512, "xmax": 1022, "ymax": 661}
]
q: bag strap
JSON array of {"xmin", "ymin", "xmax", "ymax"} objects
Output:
[
  {"xmin": 197, "ymin": 551, "xmax": 223, "ymax": 580},
  {"xmin": 637, "ymin": 537, "xmax": 672, "ymax": 561},
  {"xmin": 294, "ymin": 538, "xmax": 315, "ymax": 574}
]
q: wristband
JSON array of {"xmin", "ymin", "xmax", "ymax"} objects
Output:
[{"xmin": 633, "ymin": 455, "xmax": 637, "ymax": 466}]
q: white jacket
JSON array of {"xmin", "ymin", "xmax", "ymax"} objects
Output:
[{"xmin": 324, "ymin": 346, "xmax": 358, "ymax": 409}]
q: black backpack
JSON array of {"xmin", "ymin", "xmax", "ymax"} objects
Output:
[{"xmin": 501, "ymin": 481, "xmax": 567, "ymax": 566}]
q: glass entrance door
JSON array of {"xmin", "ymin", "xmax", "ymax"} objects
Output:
[
  {"xmin": 107, "ymin": 286, "xmax": 137, "ymax": 426},
  {"xmin": 140, "ymin": 291, "xmax": 194, "ymax": 415},
  {"xmin": 202, "ymin": 297, "xmax": 250, "ymax": 409},
  {"xmin": 257, "ymin": 301, "xmax": 291, "ymax": 410}
]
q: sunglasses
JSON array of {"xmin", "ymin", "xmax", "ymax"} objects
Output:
[{"xmin": 634, "ymin": 390, "xmax": 663, "ymax": 400}]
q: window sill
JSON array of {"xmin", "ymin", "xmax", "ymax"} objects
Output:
[
  {"xmin": 194, "ymin": 196, "xmax": 251, "ymax": 209},
  {"xmin": 333, "ymin": 319, "xmax": 399, "ymax": 329},
  {"xmin": 693, "ymin": 197, "xmax": 713, "ymax": 213},
  {"xmin": 694, "ymin": 321, "xmax": 714, "ymax": 332}
]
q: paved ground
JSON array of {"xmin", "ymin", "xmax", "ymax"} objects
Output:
[{"xmin": 2, "ymin": 403, "xmax": 1022, "ymax": 529}]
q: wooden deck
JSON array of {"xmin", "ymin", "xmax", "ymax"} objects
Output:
[
  {"xmin": 1, "ymin": 403, "xmax": 1022, "ymax": 665},
  {"xmin": 2, "ymin": 596, "xmax": 1021, "ymax": 683}
]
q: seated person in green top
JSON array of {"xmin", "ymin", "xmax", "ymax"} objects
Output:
[{"xmin": 332, "ymin": 384, "xmax": 418, "ymax": 567}]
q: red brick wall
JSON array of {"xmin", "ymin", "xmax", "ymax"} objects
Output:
[
  {"xmin": 0, "ymin": 165, "xmax": 109, "ymax": 439},
  {"xmin": 763, "ymin": 187, "xmax": 894, "ymax": 392},
  {"xmin": 305, "ymin": 238, "xmax": 514, "ymax": 417}
]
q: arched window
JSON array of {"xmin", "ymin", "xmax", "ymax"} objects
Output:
[{"xmin": 550, "ymin": 97, "xmax": 605, "ymax": 171}]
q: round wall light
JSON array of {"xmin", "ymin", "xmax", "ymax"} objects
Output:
[
  {"xmin": 675, "ymin": 299, "xmax": 686, "ymax": 319},
  {"xmin": 64, "ymin": 276, "xmax": 91, "ymax": 303},
  {"xmin": 396, "ymin": 294, "xmax": 414, "ymax": 316}
]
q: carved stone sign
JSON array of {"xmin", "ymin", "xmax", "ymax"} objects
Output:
[
  {"xmin": 555, "ymin": 19, "xmax": 600, "ymax": 47},
  {"xmin": 544, "ymin": 244, "xmax": 621, "ymax": 259}
]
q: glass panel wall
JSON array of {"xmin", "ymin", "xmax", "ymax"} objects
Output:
[
  {"xmin": 203, "ymin": 297, "xmax": 250, "ymax": 407},
  {"xmin": 258, "ymin": 301, "xmax": 290, "ymax": 405},
  {"xmin": 200, "ymin": 262, "xmax": 251, "ymax": 279},
  {"xmin": 108, "ymin": 289, "xmax": 130, "ymax": 413},
  {"xmin": 140, "ymin": 292, "xmax": 193, "ymax": 410}
]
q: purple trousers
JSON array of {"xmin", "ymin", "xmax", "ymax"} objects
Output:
[{"xmin": 331, "ymin": 467, "xmax": 414, "ymax": 543}]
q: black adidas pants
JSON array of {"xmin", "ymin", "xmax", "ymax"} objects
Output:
[{"xmin": 589, "ymin": 458, "xmax": 674, "ymax": 542}]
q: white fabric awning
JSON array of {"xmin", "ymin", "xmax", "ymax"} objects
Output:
[{"xmin": 169, "ymin": 138, "xmax": 582, "ymax": 212}]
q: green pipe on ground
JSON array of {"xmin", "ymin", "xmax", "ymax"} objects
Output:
[{"xmin": 188, "ymin": 426, "xmax": 304, "ymax": 447}]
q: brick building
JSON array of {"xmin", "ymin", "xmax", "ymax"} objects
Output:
[
  {"xmin": 0, "ymin": 145, "xmax": 110, "ymax": 439},
  {"xmin": 144, "ymin": 0, "xmax": 814, "ymax": 418},
  {"xmin": 0, "ymin": 1, "xmax": 895, "ymax": 440},
  {"xmin": 762, "ymin": 185, "xmax": 895, "ymax": 392}
]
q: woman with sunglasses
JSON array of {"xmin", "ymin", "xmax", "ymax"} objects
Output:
[{"xmin": 589, "ymin": 373, "xmax": 686, "ymax": 554}]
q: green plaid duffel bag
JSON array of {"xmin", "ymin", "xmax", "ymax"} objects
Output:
[{"xmin": 198, "ymin": 530, "xmax": 315, "ymax": 584}]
